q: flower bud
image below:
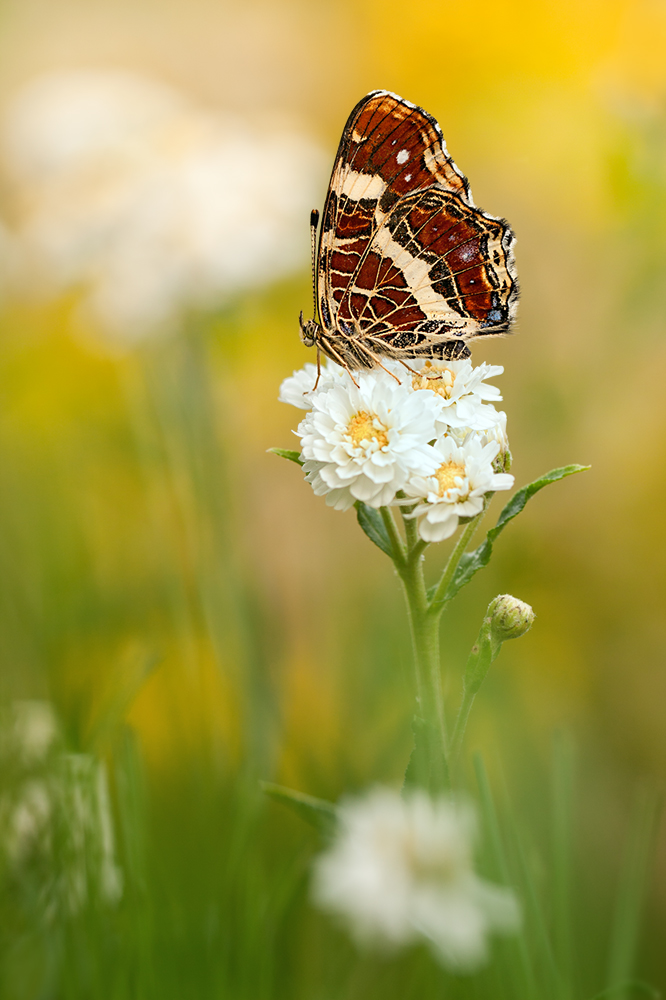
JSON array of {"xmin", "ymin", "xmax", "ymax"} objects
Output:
[{"xmin": 488, "ymin": 594, "xmax": 535, "ymax": 643}]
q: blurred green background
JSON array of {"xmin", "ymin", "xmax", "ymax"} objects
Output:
[{"xmin": 0, "ymin": 0, "xmax": 665, "ymax": 996}]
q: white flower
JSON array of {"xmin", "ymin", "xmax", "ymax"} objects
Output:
[
  {"xmin": 0, "ymin": 69, "xmax": 325, "ymax": 346},
  {"xmin": 447, "ymin": 409, "xmax": 512, "ymax": 472},
  {"xmin": 278, "ymin": 360, "xmax": 347, "ymax": 410},
  {"xmin": 0, "ymin": 700, "xmax": 59, "ymax": 766},
  {"xmin": 0, "ymin": 704, "xmax": 122, "ymax": 916},
  {"xmin": 406, "ymin": 435, "xmax": 514, "ymax": 542},
  {"xmin": 3, "ymin": 779, "xmax": 52, "ymax": 864},
  {"xmin": 312, "ymin": 787, "xmax": 519, "ymax": 970},
  {"xmin": 296, "ymin": 369, "xmax": 441, "ymax": 509},
  {"xmin": 410, "ymin": 359, "xmax": 504, "ymax": 431}
]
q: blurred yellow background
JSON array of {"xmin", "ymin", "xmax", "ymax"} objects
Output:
[{"xmin": 0, "ymin": 0, "xmax": 665, "ymax": 980}]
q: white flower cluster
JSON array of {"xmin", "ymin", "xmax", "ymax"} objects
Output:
[
  {"xmin": 279, "ymin": 357, "xmax": 514, "ymax": 542},
  {"xmin": 312, "ymin": 787, "xmax": 519, "ymax": 969},
  {"xmin": 0, "ymin": 70, "xmax": 325, "ymax": 346}
]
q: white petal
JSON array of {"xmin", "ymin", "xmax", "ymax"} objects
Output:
[
  {"xmin": 420, "ymin": 511, "xmax": 458, "ymax": 542},
  {"xmin": 350, "ymin": 476, "xmax": 384, "ymax": 503}
]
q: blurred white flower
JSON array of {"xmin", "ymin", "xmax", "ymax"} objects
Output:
[
  {"xmin": 296, "ymin": 369, "xmax": 441, "ymax": 510},
  {"xmin": 3, "ymin": 779, "xmax": 52, "ymax": 864},
  {"xmin": 312, "ymin": 787, "xmax": 519, "ymax": 970},
  {"xmin": 0, "ymin": 69, "xmax": 326, "ymax": 346},
  {"xmin": 411, "ymin": 359, "xmax": 504, "ymax": 431},
  {"xmin": 405, "ymin": 435, "xmax": 514, "ymax": 542},
  {"xmin": 0, "ymin": 700, "xmax": 59, "ymax": 765},
  {"xmin": 56, "ymin": 753, "xmax": 123, "ymax": 912},
  {"xmin": 0, "ymin": 702, "xmax": 122, "ymax": 916}
]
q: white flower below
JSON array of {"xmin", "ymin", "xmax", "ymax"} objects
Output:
[
  {"xmin": 406, "ymin": 435, "xmax": 514, "ymax": 543},
  {"xmin": 312, "ymin": 787, "xmax": 520, "ymax": 970},
  {"xmin": 410, "ymin": 359, "xmax": 504, "ymax": 431},
  {"xmin": 296, "ymin": 369, "xmax": 441, "ymax": 509}
]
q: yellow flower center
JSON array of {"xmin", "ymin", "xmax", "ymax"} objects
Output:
[
  {"xmin": 435, "ymin": 460, "xmax": 466, "ymax": 496},
  {"xmin": 346, "ymin": 410, "xmax": 389, "ymax": 449},
  {"xmin": 411, "ymin": 361, "xmax": 456, "ymax": 400}
]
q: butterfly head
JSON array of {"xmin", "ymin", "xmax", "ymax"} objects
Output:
[{"xmin": 299, "ymin": 310, "xmax": 320, "ymax": 349}]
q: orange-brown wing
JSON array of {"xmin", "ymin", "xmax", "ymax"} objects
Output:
[{"xmin": 318, "ymin": 91, "xmax": 518, "ymax": 356}]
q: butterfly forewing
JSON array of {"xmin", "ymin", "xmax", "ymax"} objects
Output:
[{"xmin": 317, "ymin": 91, "xmax": 518, "ymax": 363}]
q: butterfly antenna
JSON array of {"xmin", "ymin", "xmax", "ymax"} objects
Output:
[{"xmin": 310, "ymin": 209, "xmax": 319, "ymax": 321}]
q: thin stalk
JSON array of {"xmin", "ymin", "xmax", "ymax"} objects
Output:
[
  {"xmin": 400, "ymin": 498, "xmax": 420, "ymax": 552},
  {"xmin": 449, "ymin": 684, "xmax": 477, "ymax": 766},
  {"xmin": 449, "ymin": 611, "xmax": 496, "ymax": 768},
  {"xmin": 428, "ymin": 513, "xmax": 483, "ymax": 615}
]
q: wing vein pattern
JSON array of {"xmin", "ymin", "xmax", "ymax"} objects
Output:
[{"xmin": 315, "ymin": 90, "xmax": 518, "ymax": 366}]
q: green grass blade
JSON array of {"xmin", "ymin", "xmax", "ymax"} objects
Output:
[
  {"xmin": 510, "ymin": 817, "xmax": 566, "ymax": 1000},
  {"xmin": 261, "ymin": 781, "xmax": 337, "ymax": 837},
  {"xmin": 551, "ymin": 732, "xmax": 576, "ymax": 993},
  {"xmin": 606, "ymin": 786, "xmax": 661, "ymax": 999},
  {"xmin": 474, "ymin": 754, "xmax": 539, "ymax": 999}
]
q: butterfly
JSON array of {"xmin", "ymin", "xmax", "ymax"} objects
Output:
[{"xmin": 300, "ymin": 90, "xmax": 518, "ymax": 378}]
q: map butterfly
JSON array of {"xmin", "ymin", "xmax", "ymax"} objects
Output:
[{"xmin": 300, "ymin": 91, "xmax": 518, "ymax": 376}]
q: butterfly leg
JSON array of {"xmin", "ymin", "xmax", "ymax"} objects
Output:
[
  {"xmin": 396, "ymin": 358, "xmax": 421, "ymax": 376},
  {"xmin": 368, "ymin": 354, "xmax": 402, "ymax": 384},
  {"xmin": 319, "ymin": 338, "xmax": 361, "ymax": 387},
  {"xmin": 312, "ymin": 346, "xmax": 323, "ymax": 391}
]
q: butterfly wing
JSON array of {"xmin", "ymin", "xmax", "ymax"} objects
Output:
[{"xmin": 318, "ymin": 91, "xmax": 518, "ymax": 359}]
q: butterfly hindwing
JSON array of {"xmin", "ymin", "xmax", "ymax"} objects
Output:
[{"xmin": 317, "ymin": 91, "xmax": 518, "ymax": 363}]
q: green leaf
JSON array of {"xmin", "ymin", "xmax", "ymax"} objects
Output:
[
  {"xmin": 354, "ymin": 501, "xmax": 394, "ymax": 558},
  {"xmin": 268, "ymin": 447, "xmax": 303, "ymax": 466},
  {"xmin": 260, "ymin": 782, "xmax": 337, "ymax": 836},
  {"xmin": 441, "ymin": 464, "xmax": 590, "ymax": 604}
]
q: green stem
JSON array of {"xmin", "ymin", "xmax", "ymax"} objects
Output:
[
  {"xmin": 408, "ymin": 537, "xmax": 429, "ymax": 565},
  {"xmin": 400, "ymin": 500, "xmax": 420, "ymax": 552},
  {"xmin": 428, "ymin": 513, "xmax": 483, "ymax": 615},
  {"xmin": 395, "ymin": 508, "xmax": 449, "ymax": 792}
]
